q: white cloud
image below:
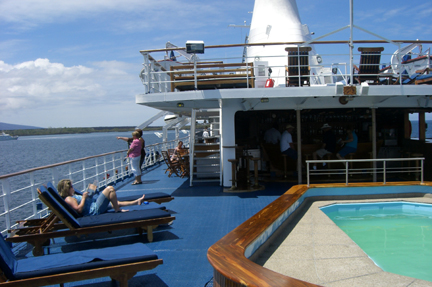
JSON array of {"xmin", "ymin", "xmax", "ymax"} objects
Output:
[{"xmin": 0, "ymin": 58, "xmax": 144, "ymax": 111}]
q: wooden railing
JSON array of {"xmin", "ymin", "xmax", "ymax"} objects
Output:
[
  {"xmin": 207, "ymin": 181, "xmax": 431, "ymax": 287},
  {"xmin": 170, "ymin": 62, "xmax": 254, "ymax": 92}
]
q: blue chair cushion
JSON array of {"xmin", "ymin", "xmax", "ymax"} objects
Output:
[
  {"xmin": 417, "ymin": 74, "xmax": 432, "ymax": 81},
  {"xmin": 118, "ymin": 192, "xmax": 171, "ymax": 202},
  {"xmin": 12, "ymin": 243, "xmax": 157, "ymax": 280},
  {"xmin": 0, "ymin": 236, "xmax": 17, "ymax": 280},
  {"xmin": 106, "ymin": 201, "xmax": 166, "ymax": 212},
  {"xmin": 77, "ymin": 208, "xmax": 170, "ymax": 227}
]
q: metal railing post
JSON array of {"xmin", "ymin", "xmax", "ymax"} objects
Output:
[
  {"xmin": 2, "ymin": 179, "xmax": 11, "ymax": 231},
  {"xmin": 30, "ymin": 172, "xmax": 37, "ymax": 219},
  {"xmin": 383, "ymin": 160, "xmax": 387, "ymax": 184}
]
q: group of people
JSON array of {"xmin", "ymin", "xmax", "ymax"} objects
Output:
[
  {"xmin": 264, "ymin": 122, "xmax": 358, "ymax": 170},
  {"xmin": 56, "ymin": 128, "xmax": 149, "ymax": 217}
]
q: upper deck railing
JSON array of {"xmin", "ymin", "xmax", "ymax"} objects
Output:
[
  {"xmin": 139, "ymin": 40, "xmax": 432, "ymax": 94},
  {"xmin": 0, "ymin": 137, "xmax": 189, "ymax": 236}
]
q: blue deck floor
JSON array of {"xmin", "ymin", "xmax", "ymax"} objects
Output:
[{"xmin": 19, "ymin": 163, "xmax": 293, "ymax": 287}]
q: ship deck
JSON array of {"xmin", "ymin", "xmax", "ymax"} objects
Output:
[{"xmin": 13, "ymin": 163, "xmax": 291, "ymax": 287}]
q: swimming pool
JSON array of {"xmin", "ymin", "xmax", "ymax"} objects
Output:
[{"xmin": 321, "ymin": 201, "xmax": 432, "ymax": 282}]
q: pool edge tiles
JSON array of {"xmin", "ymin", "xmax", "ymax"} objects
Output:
[{"xmin": 320, "ymin": 201, "xmax": 432, "ymax": 282}]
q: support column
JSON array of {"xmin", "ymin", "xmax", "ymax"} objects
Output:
[
  {"xmin": 372, "ymin": 108, "xmax": 377, "ymax": 182},
  {"xmin": 419, "ymin": 112, "xmax": 426, "ymax": 142},
  {"xmin": 296, "ymin": 109, "xmax": 302, "ymax": 184}
]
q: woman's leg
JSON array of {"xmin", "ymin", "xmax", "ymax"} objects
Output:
[{"xmin": 101, "ymin": 186, "xmax": 146, "ymax": 212}]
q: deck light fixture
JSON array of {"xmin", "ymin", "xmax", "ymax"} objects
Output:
[
  {"xmin": 260, "ymin": 98, "xmax": 269, "ymax": 103},
  {"xmin": 177, "ymin": 102, "xmax": 184, "ymax": 108},
  {"xmin": 186, "ymin": 41, "xmax": 205, "ymax": 54}
]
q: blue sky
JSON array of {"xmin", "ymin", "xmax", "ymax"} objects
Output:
[{"xmin": 1, "ymin": 0, "xmax": 431, "ymax": 128}]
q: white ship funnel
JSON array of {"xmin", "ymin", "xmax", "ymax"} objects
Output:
[{"xmin": 247, "ymin": 0, "xmax": 315, "ymax": 86}]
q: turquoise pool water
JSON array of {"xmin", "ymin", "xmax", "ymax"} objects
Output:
[{"xmin": 320, "ymin": 201, "xmax": 432, "ymax": 282}]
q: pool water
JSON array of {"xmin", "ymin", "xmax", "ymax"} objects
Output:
[{"xmin": 320, "ymin": 201, "xmax": 432, "ymax": 282}]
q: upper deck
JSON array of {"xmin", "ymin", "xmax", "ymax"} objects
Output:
[{"xmin": 136, "ymin": 40, "xmax": 432, "ymax": 115}]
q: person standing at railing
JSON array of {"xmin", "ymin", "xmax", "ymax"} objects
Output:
[
  {"xmin": 127, "ymin": 131, "xmax": 143, "ymax": 185},
  {"xmin": 57, "ymin": 179, "xmax": 145, "ymax": 215},
  {"xmin": 117, "ymin": 129, "xmax": 146, "ymax": 169}
]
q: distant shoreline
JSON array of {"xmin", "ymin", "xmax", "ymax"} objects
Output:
[{"xmin": 2, "ymin": 126, "xmax": 168, "ymax": 137}]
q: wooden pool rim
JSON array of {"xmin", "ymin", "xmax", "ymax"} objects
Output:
[{"xmin": 207, "ymin": 181, "xmax": 432, "ymax": 287}]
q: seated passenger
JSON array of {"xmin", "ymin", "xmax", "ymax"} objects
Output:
[
  {"xmin": 170, "ymin": 141, "xmax": 188, "ymax": 161},
  {"xmin": 336, "ymin": 127, "xmax": 358, "ymax": 163},
  {"xmin": 312, "ymin": 123, "xmax": 336, "ymax": 170},
  {"xmin": 57, "ymin": 179, "xmax": 145, "ymax": 216}
]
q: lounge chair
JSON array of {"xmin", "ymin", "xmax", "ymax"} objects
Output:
[
  {"xmin": 161, "ymin": 151, "xmax": 181, "ymax": 177},
  {"xmin": 6, "ymin": 186, "xmax": 175, "ymax": 256},
  {"xmin": 0, "ymin": 235, "xmax": 162, "ymax": 287},
  {"xmin": 354, "ymin": 47, "xmax": 384, "ymax": 84},
  {"xmin": 415, "ymin": 68, "xmax": 432, "ymax": 85},
  {"xmin": 285, "ymin": 47, "xmax": 312, "ymax": 87}
]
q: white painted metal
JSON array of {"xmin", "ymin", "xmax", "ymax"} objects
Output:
[{"xmin": 247, "ymin": 0, "xmax": 312, "ymax": 86}]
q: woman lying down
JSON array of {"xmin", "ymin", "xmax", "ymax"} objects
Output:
[{"xmin": 57, "ymin": 179, "xmax": 145, "ymax": 216}]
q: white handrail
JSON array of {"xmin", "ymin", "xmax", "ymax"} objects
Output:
[
  {"xmin": 306, "ymin": 157, "xmax": 424, "ymax": 187},
  {"xmin": 0, "ymin": 136, "xmax": 189, "ymax": 235}
]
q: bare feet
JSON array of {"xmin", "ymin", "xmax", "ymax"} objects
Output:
[{"xmin": 137, "ymin": 195, "xmax": 146, "ymax": 205}]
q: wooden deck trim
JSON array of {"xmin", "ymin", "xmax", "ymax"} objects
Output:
[
  {"xmin": 207, "ymin": 181, "xmax": 432, "ymax": 287},
  {"xmin": 170, "ymin": 62, "xmax": 255, "ymax": 91}
]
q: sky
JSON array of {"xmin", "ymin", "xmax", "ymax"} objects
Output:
[{"xmin": 1, "ymin": 0, "xmax": 431, "ymax": 128}]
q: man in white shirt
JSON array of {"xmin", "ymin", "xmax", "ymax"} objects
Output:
[{"xmin": 280, "ymin": 124, "xmax": 297, "ymax": 160}]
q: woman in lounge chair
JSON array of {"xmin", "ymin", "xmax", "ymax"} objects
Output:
[{"xmin": 57, "ymin": 179, "xmax": 145, "ymax": 215}]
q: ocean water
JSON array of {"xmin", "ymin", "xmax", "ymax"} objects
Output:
[
  {"xmin": 410, "ymin": 120, "xmax": 432, "ymax": 139},
  {"xmin": 0, "ymin": 131, "xmax": 178, "ymax": 177},
  {"xmin": 0, "ymin": 131, "xmax": 181, "ymax": 228}
]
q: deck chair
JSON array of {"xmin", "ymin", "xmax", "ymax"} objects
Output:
[
  {"xmin": 285, "ymin": 47, "xmax": 312, "ymax": 87},
  {"xmin": 161, "ymin": 151, "xmax": 181, "ymax": 177},
  {"xmin": 0, "ymin": 235, "xmax": 162, "ymax": 287},
  {"xmin": 354, "ymin": 47, "xmax": 384, "ymax": 84},
  {"xmin": 6, "ymin": 186, "xmax": 175, "ymax": 256},
  {"xmin": 415, "ymin": 68, "xmax": 432, "ymax": 85},
  {"xmin": 176, "ymin": 151, "xmax": 190, "ymax": 178}
]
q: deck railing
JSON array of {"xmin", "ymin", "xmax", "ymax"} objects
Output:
[
  {"xmin": 140, "ymin": 40, "xmax": 432, "ymax": 94},
  {"xmin": 306, "ymin": 157, "xmax": 424, "ymax": 186},
  {"xmin": 0, "ymin": 137, "xmax": 188, "ymax": 236}
]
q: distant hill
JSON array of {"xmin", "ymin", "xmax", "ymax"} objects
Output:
[{"xmin": 0, "ymin": 122, "xmax": 42, "ymax": 130}]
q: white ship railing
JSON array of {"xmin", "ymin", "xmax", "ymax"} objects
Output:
[
  {"xmin": 139, "ymin": 40, "xmax": 431, "ymax": 94},
  {"xmin": 306, "ymin": 157, "xmax": 424, "ymax": 187},
  {"xmin": 0, "ymin": 137, "xmax": 188, "ymax": 236}
]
